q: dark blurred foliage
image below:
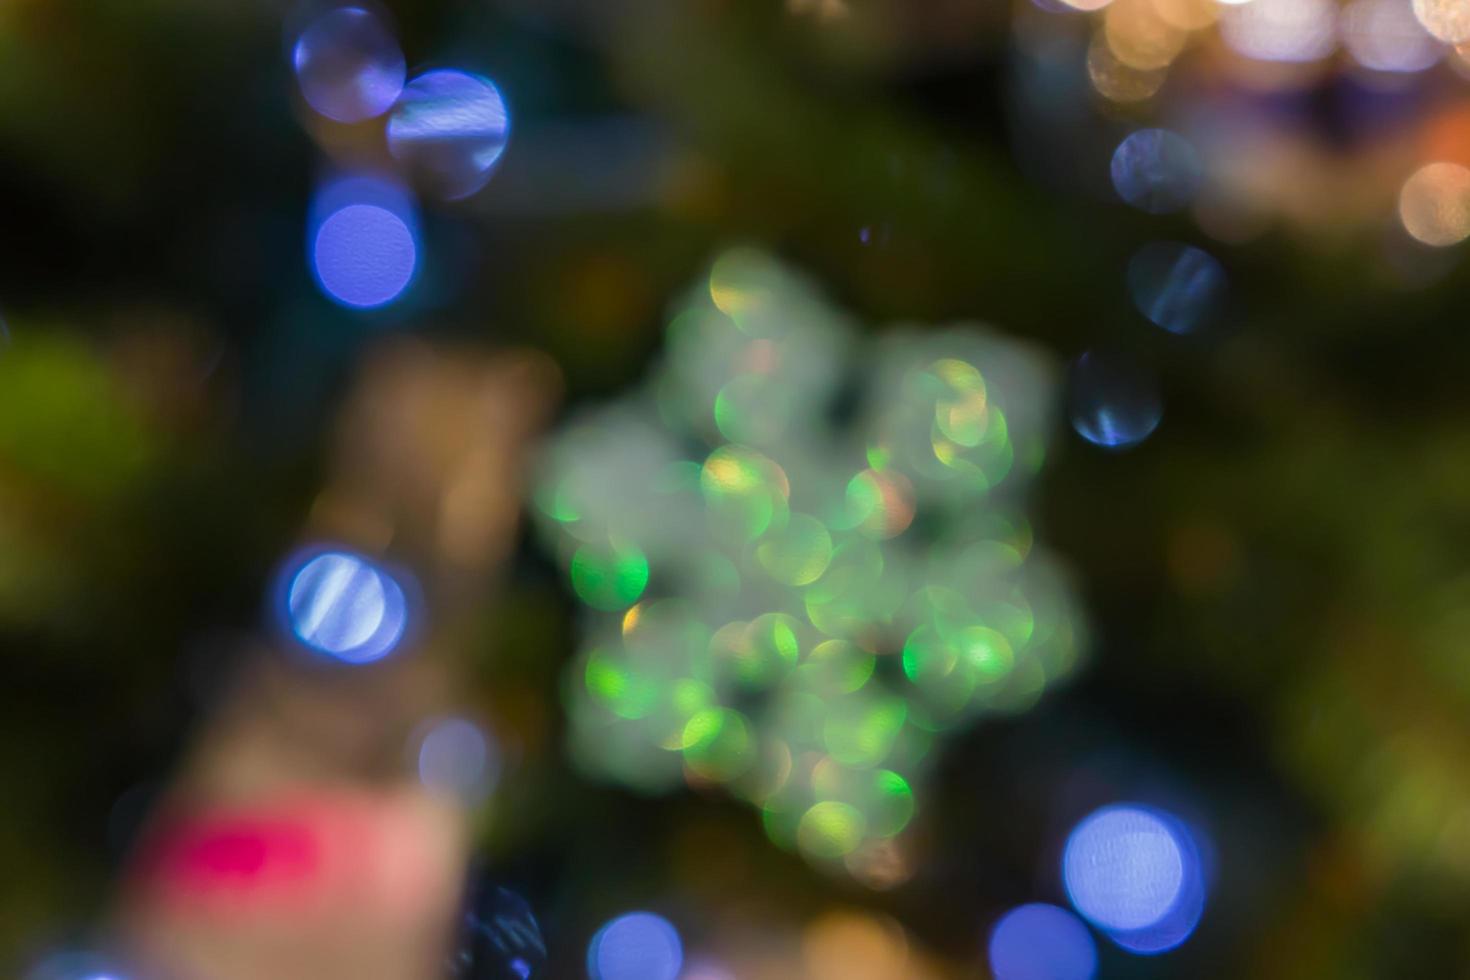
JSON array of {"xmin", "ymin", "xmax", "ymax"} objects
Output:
[
  {"xmin": 6, "ymin": 0, "xmax": 1470, "ymax": 976},
  {"xmin": 450, "ymin": 874, "xmax": 548, "ymax": 979}
]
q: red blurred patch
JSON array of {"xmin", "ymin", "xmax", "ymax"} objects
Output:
[
  {"xmin": 131, "ymin": 801, "xmax": 330, "ymax": 913},
  {"xmin": 161, "ymin": 817, "xmax": 319, "ymax": 885},
  {"xmin": 126, "ymin": 789, "xmax": 450, "ymax": 926}
]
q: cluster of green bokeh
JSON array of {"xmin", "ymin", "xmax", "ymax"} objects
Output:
[{"xmin": 534, "ymin": 249, "xmax": 1087, "ymax": 870}]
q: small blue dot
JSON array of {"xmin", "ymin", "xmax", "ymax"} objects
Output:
[{"xmin": 311, "ymin": 203, "xmax": 417, "ymax": 309}]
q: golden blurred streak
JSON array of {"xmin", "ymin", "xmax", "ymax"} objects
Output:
[
  {"xmin": 1105, "ymin": 0, "xmax": 1188, "ymax": 71},
  {"xmin": 802, "ymin": 910, "xmax": 912, "ymax": 980},
  {"xmin": 1149, "ymin": 0, "xmax": 1218, "ymax": 32},
  {"xmin": 1088, "ymin": 31, "xmax": 1168, "ymax": 103}
]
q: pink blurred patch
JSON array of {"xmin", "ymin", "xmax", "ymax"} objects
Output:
[
  {"xmin": 128, "ymin": 789, "xmax": 452, "ymax": 924},
  {"xmin": 175, "ymin": 817, "xmax": 317, "ymax": 880}
]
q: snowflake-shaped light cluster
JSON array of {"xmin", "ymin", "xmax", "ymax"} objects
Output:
[{"xmin": 534, "ymin": 249, "xmax": 1087, "ymax": 873}]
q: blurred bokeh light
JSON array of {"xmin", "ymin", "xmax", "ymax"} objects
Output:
[
  {"xmin": 10, "ymin": 0, "xmax": 1470, "ymax": 975},
  {"xmin": 23, "ymin": 953, "xmax": 127, "ymax": 980},
  {"xmin": 387, "ymin": 70, "xmax": 511, "ymax": 201},
  {"xmin": 1413, "ymin": 0, "xmax": 1470, "ymax": 43},
  {"xmin": 308, "ymin": 175, "xmax": 419, "ymax": 309},
  {"xmin": 1399, "ymin": 162, "xmax": 1470, "ymax": 247},
  {"xmin": 1341, "ymin": 0, "xmax": 1441, "ymax": 74},
  {"xmin": 987, "ymin": 903, "xmax": 1097, "ymax": 980},
  {"xmin": 278, "ymin": 547, "xmax": 408, "ymax": 663},
  {"xmin": 1062, "ymin": 804, "xmax": 1206, "ymax": 953},
  {"xmin": 1067, "ymin": 350, "xmax": 1162, "ymax": 449},
  {"xmin": 291, "ymin": 4, "xmax": 405, "ymax": 123},
  {"xmin": 1218, "ymin": 0, "xmax": 1337, "ymax": 63},
  {"xmin": 540, "ymin": 250, "xmax": 1086, "ymax": 868},
  {"xmin": 1127, "ymin": 242, "xmax": 1226, "ymax": 336},
  {"xmin": 416, "ymin": 717, "xmax": 497, "ymax": 803},
  {"xmin": 1110, "ymin": 130, "xmax": 1202, "ymax": 214},
  {"xmin": 587, "ymin": 912, "xmax": 683, "ymax": 980}
]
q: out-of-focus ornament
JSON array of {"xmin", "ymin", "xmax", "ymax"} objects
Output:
[{"xmin": 534, "ymin": 250, "xmax": 1087, "ymax": 872}]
